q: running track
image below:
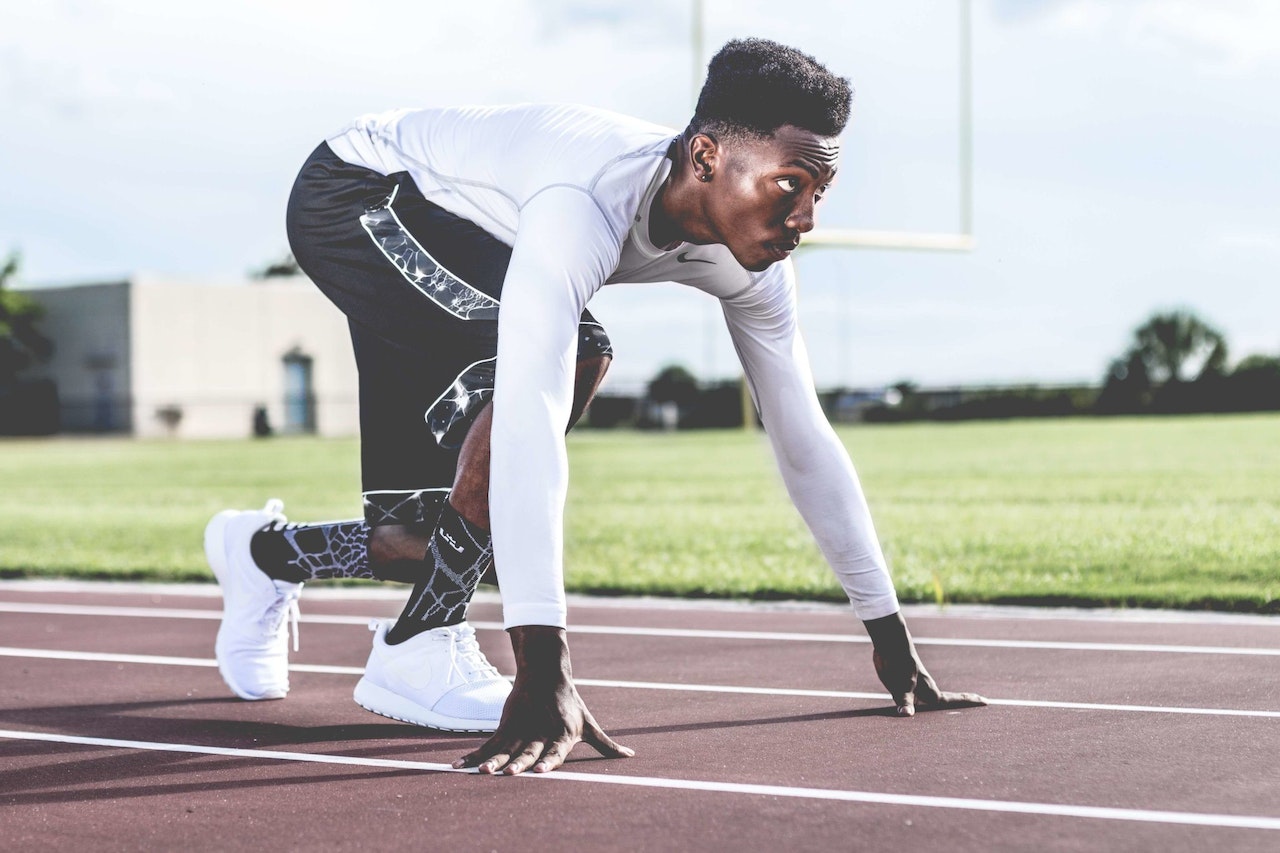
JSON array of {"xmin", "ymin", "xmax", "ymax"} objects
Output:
[{"xmin": 2, "ymin": 581, "xmax": 1278, "ymax": 851}]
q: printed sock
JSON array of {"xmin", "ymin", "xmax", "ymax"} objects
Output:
[
  {"xmin": 250, "ymin": 519, "xmax": 374, "ymax": 583},
  {"xmin": 385, "ymin": 502, "xmax": 492, "ymax": 644}
]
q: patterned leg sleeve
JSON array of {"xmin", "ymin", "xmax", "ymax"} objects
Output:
[
  {"xmin": 252, "ymin": 520, "xmax": 373, "ymax": 583},
  {"xmin": 386, "ymin": 504, "xmax": 492, "ymax": 639}
]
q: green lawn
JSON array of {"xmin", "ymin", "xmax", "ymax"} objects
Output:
[{"xmin": 1, "ymin": 414, "xmax": 1277, "ymax": 611}]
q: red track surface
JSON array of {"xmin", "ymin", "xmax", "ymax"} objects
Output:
[{"xmin": 2, "ymin": 582, "xmax": 1278, "ymax": 851}]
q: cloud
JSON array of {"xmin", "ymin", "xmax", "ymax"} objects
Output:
[
  {"xmin": 1216, "ymin": 231, "xmax": 1280, "ymax": 252},
  {"xmin": 993, "ymin": 0, "xmax": 1280, "ymax": 73},
  {"xmin": 1129, "ymin": 1, "xmax": 1280, "ymax": 73}
]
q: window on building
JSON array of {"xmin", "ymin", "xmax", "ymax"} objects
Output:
[{"xmin": 282, "ymin": 350, "xmax": 316, "ymax": 434}]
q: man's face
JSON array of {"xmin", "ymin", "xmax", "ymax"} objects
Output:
[{"xmin": 700, "ymin": 125, "xmax": 839, "ymax": 272}]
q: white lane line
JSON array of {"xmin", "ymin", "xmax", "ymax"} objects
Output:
[
  {"xmin": 571, "ymin": 677, "xmax": 1280, "ymax": 719},
  {"xmin": 0, "ymin": 601, "xmax": 368, "ymax": 625},
  {"xmin": 2, "ymin": 646, "xmax": 1278, "ymax": 719},
  {"xmin": 2, "ymin": 728, "xmax": 1278, "ymax": 831},
  {"xmin": 7, "ymin": 580, "xmax": 1280, "ymax": 628},
  {"xmin": 3, "ymin": 601, "xmax": 1277, "ymax": 657}
]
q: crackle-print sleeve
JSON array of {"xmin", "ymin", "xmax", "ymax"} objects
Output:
[{"xmin": 489, "ymin": 187, "xmax": 620, "ymax": 630}]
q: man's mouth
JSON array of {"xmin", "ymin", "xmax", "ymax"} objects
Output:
[{"xmin": 764, "ymin": 238, "xmax": 800, "ymax": 262}]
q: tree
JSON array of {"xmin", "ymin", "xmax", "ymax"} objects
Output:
[
  {"xmin": 644, "ymin": 364, "xmax": 699, "ymax": 430},
  {"xmin": 1098, "ymin": 310, "xmax": 1228, "ymax": 414},
  {"xmin": 0, "ymin": 252, "xmax": 54, "ymax": 383},
  {"xmin": 1131, "ymin": 310, "xmax": 1227, "ymax": 386},
  {"xmin": 646, "ymin": 364, "xmax": 700, "ymax": 408}
]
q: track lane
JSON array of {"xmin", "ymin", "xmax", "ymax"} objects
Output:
[{"xmin": 2, "ymin": 583, "xmax": 1278, "ymax": 852}]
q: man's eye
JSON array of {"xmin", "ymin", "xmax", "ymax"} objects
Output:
[
  {"xmin": 775, "ymin": 177, "xmax": 800, "ymax": 193},
  {"xmin": 816, "ymin": 184, "xmax": 830, "ymax": 202}
]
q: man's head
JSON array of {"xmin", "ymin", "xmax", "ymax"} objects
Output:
[{"xmin": 671, "ymin": 38, "xmax": 852, "ymax": 271}]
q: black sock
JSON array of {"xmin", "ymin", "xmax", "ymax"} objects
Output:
[
  {"xmin": 250, "ymin": 519, "xmax": 373, "ymax": 583},
  {"xmin": 385, "ymin": 503, "xmax": 492, "ymax": 644}
]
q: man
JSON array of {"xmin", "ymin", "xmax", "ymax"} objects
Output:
[{"xmin": 205, "ymin": 37, "xmax": 985, "ymax": 777}]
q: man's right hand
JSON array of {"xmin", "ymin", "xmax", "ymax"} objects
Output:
[{"xmin": 452, "ymin": 625, "xmax": 633, "ymax": 775}]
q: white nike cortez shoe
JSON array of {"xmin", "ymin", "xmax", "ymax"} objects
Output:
[
  {"xmin": 354, "ymin": 619, "xmax": 510, "ymax": 732},
  {"xmin": 204, "ymin": 499, "xmax": 303, "ymax": 700}
]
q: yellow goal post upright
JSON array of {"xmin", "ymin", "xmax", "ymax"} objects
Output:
[{"xmin": 690, "ymin": 0, "xmax": 976, "ymax": 428}]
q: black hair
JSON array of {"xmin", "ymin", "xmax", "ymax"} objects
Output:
[{"xmin": 687, "ymin": 38, "xmax": 853, "ymax": 141}]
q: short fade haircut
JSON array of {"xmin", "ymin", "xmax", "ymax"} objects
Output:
[{"xmin": 687, "ymin": 38, "xmax": 853, "ymax": 141}]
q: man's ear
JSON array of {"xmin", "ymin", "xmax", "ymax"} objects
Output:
[{"xmin": 688, "ymin": 133, "xmax": 720, "ymax": 182}]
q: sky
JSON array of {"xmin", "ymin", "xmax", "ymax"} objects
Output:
[{"xmin": 2, "ymin": 0, "xmax": 1277, "ymax": 391}]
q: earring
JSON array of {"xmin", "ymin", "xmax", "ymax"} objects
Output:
[{"xmin": 700, "ymin": 172, "xmax": 712, "ymax": 182}]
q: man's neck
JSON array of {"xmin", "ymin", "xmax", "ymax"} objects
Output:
[{"xmin": 646, "ymin": 143, "xmax": 686, "ymax": 250}]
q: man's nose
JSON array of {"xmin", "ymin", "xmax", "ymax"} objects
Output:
[{"xmin": 785, "ymin": 197, "xmax": 817, "ymax": 233}]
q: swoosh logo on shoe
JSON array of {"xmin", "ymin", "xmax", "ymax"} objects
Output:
[
  {"xmin": 676, "ymin": 252, "xmax": 715, "ymax": 265},
  {"xmin": 387, "ymin": 652, "xmax": 434, "ymax": 690}
]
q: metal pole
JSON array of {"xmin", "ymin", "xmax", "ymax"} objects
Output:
[
  {"xmin": 691, "ymin": 0, "xmax": 704, "ymax": 101},
  {"xmin": 959, "ymin": 0, "xmax": 974, "ymax": 237},
  {"xmin": 689, "ymin": 0, "xmax": 752, "ymax": 429}
]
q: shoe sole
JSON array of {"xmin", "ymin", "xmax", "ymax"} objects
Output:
[
  {"xmin": 353, "ymin": 677, "xmax": 500, "ymax": 733},
  {"xmin": 205, "ymin": 509, "xmax": 287, "ymax": 702}
]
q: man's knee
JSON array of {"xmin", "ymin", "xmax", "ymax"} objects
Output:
[
  {"xmin": 369, "ymin": 523, "xmax": 431, "ymax": 566},
  {"xmin": 447, "ymin": 340, "xmax": 611, "ymax": 527}
]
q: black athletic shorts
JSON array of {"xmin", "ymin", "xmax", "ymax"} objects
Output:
[{"xmin": 285, "ymin": 142, "xmax": 612, "ymax": 527}]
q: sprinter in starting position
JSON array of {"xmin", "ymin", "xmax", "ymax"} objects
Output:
[{"xmin": 204, "ymin": 37, "xmax": 986, "ymax": 777}]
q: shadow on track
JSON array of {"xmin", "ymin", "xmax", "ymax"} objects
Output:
[
  {"xmin": 0, "ymin": 696, "xmax": 479, "ymax": 805},
  {"xmin": 609, "ymin": 705, "xmax": 899, "ymax": 738}
]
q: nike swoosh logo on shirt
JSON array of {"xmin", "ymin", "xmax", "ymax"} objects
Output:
[{"xmin": 676, "ymin": 252, "xmax": 715, "ymax": 265}]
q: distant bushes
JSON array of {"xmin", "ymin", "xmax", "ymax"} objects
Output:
[
  {"xmin": 860, "ymin": 384, "xmax": 1099, "ymax": 423},
  {"xmin": 0, "ymin": 379, "xmax": 59, "ymax": 435},
  {"xmin": 586, "ymin": 375, "xmax": 747, "ymax": 430},
  {"xmin": 864, "ymin": 309, "xmax": 1279, "ymax": 423},
  {"xmin": 582, "ymin": 310, "xmax": 1279, "ymax": 429}
]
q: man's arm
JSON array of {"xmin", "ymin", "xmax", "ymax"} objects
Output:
[
  {"xmin": 721, "ymin": 268, "xmax": 986, "ymax": 714},
  {"xmin": 721, "ymin": 268, "xmax": 898, "ymax": 620},
  {"xmin": 456, "ymin": 187, "xmax": 632, "ymax": 773}
]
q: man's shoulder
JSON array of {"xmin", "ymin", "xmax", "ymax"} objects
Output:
[
  {"xmin": 534, "ymin": 103, "xmax": 674, "ymax": 141},
  {"xmin": 360, "ymin": 103, "xmax": 673, "ymax": 161},
  {"xmin": 439, "ymin": 103, "xmax": 674, "ymax": 153}
]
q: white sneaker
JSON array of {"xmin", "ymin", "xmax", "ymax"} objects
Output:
[
  {"xmin": 204, "ymin": 499, "xmax": 303, "ymax": 700},
  {"xmin": 354, "ymin": 619, "xmax": 511, "ymax": 732}
]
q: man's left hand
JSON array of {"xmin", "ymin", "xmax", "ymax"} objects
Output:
[
  {"xmin": 864, "ymin": 611, "xmax": 988, "ymax": 717},
  {"xmin": 872, "ymin": 647, "xmax": 988, "ymax": 716}
]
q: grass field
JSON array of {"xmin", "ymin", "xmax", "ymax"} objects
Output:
[{"xmin": 1, "ymin": 414, "xmax": 1276, "ymax": 611}]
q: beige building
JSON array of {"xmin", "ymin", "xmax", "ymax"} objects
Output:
[{"xmin": 26, "ymin": 275, "xmax": 359, "ymax": 438}]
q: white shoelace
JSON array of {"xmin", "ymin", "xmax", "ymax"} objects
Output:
[
  {"xmin": 449, "ymin": 625, "xmax": 500, "ymax": 681},
  {"xmin": 256, "ymin": 501, "xmax": 299, "ymax": 652},
  {"xmin": 263, "ymin": 586, "xmax": 303, "ymax": 652}
]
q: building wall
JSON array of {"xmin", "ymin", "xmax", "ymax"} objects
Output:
[
  {"xmin": 26, "ymin": 276, "xmax": 360, "ymax": 439},
  {"xmin": 26, "ymin": 282, "xmax": 133, "ymax": 432},
  {"xmin": 128, "ymin": 275, "xmax": 359, "ymax": 438}
]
